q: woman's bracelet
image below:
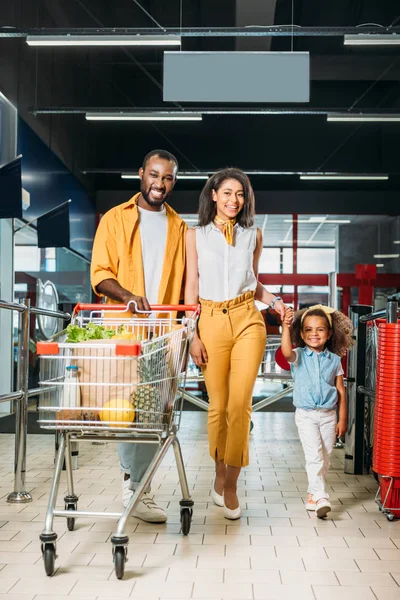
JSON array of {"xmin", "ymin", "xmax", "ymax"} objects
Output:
[{"xmin": 270, "ymin": 296, "xmax": 282, "ymax": 309}]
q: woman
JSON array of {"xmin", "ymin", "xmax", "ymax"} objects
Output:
[{"xmin": 185, "ymin": 168, "xmax": 286, "ymax": 519}]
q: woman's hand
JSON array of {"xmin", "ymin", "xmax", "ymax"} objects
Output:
[
  {"xmin": 273, "ymin": 299, "xmax": 286, "ymax": 321},
  {"xmin": 190, "ymin": 334, "xmax": 208, "ymax": 367}
]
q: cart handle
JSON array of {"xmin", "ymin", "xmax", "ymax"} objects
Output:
[{"xmin": 72, "ymin": 303, "xmax": 200, "ymax": 316}]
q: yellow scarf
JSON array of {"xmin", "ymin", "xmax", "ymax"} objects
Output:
[{"xmin": 214, "ymin": 215, "xmax": 236, "ymax": 245}]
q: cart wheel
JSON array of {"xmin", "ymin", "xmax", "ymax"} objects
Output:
[
  {"xmin": 387, "ymin": 513, "xmax": 395, "ymax": 522},
  {"xmin": 66, "ymin": 503, "xmax": 76, "ymax": 531},
  {"xmin": 180, "ymin": 508, "xmax": 192, "ymax": 536},
  {"xmin": 250, "ymin": 421, "xmax": 254, "ymax": 433},
  {"xmin": 114, "ymin": 546, "xmax": 126, "ymax": 579},
  {"xmin": 43, "ymin": 543, "xmax": 56, "ymax": 576}
]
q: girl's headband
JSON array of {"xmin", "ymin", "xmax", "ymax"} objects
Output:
[{"xmin": 300, "ymin": 304, "xmax": 335, "ymax": 328}]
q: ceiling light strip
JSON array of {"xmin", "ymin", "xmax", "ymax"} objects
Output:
[
  {"xmin": 373, "ymin": 254, "xmax": 399, "ymax": 259},
  {"xmin": 300, "ymin": 174, "xmax": 389, "ymax": 181},
  {"xmin": 120, "ymin": 171, "xmax": 303, "ymax": 178},
  {"xmin": 26, "ymin": 35, "xmax": 181, "ymax": 47},
  {"xmin": 121, "ymin": 172, "xmax": 209, "ymax": 180},
  {"xmin": 86, "ymin": 112, "xmax": 202, "ymax": 121},
  {"xmin": 283, "ymin": 219, "xmax": 351, "ymax": 224},
  {"xmin": 344, "ymin": 34, "xmax": 400, "ymax": 46},
  {"xmin": 328, "ymin": 113, "xmax": 400, "ymax": 122}
]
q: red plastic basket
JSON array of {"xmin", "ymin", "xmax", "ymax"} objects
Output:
[
  {"xmin": 373, "ymin": 323, "xmax": 400, "ymax": 478},
  {"xmin": 379, "ymin": 476, "xmax": 400, "ymax": 517}
]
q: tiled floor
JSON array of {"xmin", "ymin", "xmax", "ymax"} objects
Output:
[{"xmin": 0, "ymin": 411, "xmax": 399, "ymax": 599}]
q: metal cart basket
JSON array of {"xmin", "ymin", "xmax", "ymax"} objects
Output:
[{"xmin": 37, "ymin": 302, "xmax": 199, "ymax": 579}]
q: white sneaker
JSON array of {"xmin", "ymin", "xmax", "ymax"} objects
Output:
[
  {"xmin": 305, "ymin": 494, "xmax": 316, "ymax": 511},
  {"xmin": 122, "ymin": 477, "xmax": 167, "ymax": 523},
  {"xmin": 132, "ymin": 495, "xmax": 168, "ymax": 523},
  {"xmin": 122, "ymin": 477, "xmax": 133, "ymax": 508},
  {"xmin": 315, "ymin": 498, "xmax": 331, "ymax": 519}
]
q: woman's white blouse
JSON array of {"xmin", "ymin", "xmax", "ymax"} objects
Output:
[{"xmin": 195, "ymin": 223, "xmax": 258, "ymax": 302}]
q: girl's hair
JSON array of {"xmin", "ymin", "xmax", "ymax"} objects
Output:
[
  {"xmin": 198, "ymin": 168, "xmax": 255, "ymax": 227},
  {"xmin": 290, "ymin": 307, "xmax": 354, "ymax": 357}
]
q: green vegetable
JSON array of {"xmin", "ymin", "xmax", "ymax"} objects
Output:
[{"xmin": 65, "ymin": 323, "xmax": 115, "ymax": 343}]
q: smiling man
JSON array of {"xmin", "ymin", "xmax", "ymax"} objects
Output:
[{"xmin": 91, "ymin": 149, "xmax": 187, "ymax": 522}]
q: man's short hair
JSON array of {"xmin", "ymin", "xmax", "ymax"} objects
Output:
[{"xmin": 142, "ymin": 149, "xmax": 179, "ymax": 173}]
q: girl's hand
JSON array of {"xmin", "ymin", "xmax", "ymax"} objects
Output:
[
  {"xmin": 190, "ymin": 335, "xmax": 208, "ymax": 367},
  {"xmin": 283, "ymin": 307, "xmax": 293, "ymax": 326},
  {"xmin": 336, "ymin": 419, "xmax": 347, "ymax": 438}
]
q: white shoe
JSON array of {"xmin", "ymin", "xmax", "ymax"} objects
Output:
[
  {"xmin": 305, "ymin": 494, "xmax": 316, "ymax": 511},
  {"xmin": 122, "ymin": 477, "xmax": 167, "ymax": 523},
  {"xmin": 132, "ymin": 495, "xmax": 167, "ymax": 523},
  {"xmin": 224, "ymin": 502, "xmax": 242, "ymax": 520},
  {"xmin": 122, "ymin": 477, "xmax": 133, "ymax": 508},
  {"xmin": 315, "ymin": 498, "xmax": 331, "ymax": 519},
  {"xmin": 211, "ymin": 481, "xmax": 224, "ymax": 507}
]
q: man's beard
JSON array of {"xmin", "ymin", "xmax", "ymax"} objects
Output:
[{"xmin": 140, "ymin": 182, "xmax": 173, "ymax": 208}]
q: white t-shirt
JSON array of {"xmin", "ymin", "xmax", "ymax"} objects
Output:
[{"xmin": 138, "ymin": 206, "xmax": 168, "ymax": 304}]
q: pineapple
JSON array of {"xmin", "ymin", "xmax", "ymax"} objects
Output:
[
  {"xmin": 131, "ymin": 336, "xmax": 168, "ymax": 425},
  {"xmin": 131, "ymin": 384, "xmax": 158, "ymax": 425}
]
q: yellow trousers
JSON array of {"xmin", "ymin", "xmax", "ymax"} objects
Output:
[{"xmin": 198, "ymin": 291, "xmax": 266, "ymax": 467}]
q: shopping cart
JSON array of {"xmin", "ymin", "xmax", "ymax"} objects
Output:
[{"xmin": 37, "ymin": 302, "xmax": 199, "ymax": 579}]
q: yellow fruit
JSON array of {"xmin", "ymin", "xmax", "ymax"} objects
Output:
[
  {"xmin": 99, "ymin": 399, "xmax": 135, "ymax": 427},
  {"xmin": 112, "ymin": 331, "xmax": 136, "ymax": 340}
]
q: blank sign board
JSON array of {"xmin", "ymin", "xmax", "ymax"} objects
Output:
[{"xmin": 163, "ymin": 52, "xmax": 310, "ymax": 103}]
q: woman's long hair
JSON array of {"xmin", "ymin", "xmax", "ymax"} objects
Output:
[{"xmin": 198, "ymin": 168, "xmax": 255, "ymax": 228}]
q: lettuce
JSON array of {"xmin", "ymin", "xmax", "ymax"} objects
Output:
[{"xmin": 65, "ymin": 323, "xmax": 115, "ymax": 343}]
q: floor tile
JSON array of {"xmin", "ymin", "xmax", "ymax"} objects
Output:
[
  {"xmin": 253, "ymin": 583, "xmax": 314, "ymax": 599},
  {"xmin": 192, "ymin": 581, "xmax": 253, "ymax": 599},
  {"xmin": 335, "ymin": 571, "xmax": 397, "ymax": 586},
  {"xmin": 0, "ymin": 412, "xmax": 388, "ymax": 599},
  {"xmin": 371, "ymin": 588, "xmax": 400, "ymax": 600},
  {"xmin": 313, "ymin": 586, "xmax": 376, "ymax": 600}
]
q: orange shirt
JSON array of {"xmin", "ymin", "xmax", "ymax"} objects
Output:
[{"xmin": 91, "ymin": 193, "xmax": 187, "ymax": 307}]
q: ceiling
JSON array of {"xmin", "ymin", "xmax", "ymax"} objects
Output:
[{"xmin": 1, "ymin": 0, "xmax": 400, "ymax": 211}]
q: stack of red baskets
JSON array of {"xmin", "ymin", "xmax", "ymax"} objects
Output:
[{"xmin": 373, "ymin": 322, "xmax": 400, "ymax": 517}]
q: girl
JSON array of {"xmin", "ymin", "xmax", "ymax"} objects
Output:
[
  {"xmin": 282, "ymin": 305, "xmax": 353, "ymax": 518},
  {"xmin": 185, "ymin": 168, "xmax": 286, "ymax": 519}
]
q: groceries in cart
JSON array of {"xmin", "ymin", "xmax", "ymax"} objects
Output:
[{"xmin": 37, "ymin": 310, "xmax": 189, "ymax": 431}]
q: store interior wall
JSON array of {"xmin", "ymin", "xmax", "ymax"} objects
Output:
[
  {"xmin": 18, "ymin": 119, "xmax": 96, "ymax": 260},
  {"xmin": 0, "ymin": 92, "xmax": 17, "ymax": 414}
]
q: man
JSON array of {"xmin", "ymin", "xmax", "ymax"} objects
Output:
[{"xmin": 91, "ymin": 149, "xmax": 186, "ymax": 523}]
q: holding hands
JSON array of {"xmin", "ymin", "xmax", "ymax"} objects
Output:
[{"xmin": 283, "ymin": 306, "xmax": 294, "ymax": 328}]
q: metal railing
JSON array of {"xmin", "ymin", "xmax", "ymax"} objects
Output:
[
  {"xmin": 360, "ymin": 300, "xmax": 399, "ymax": 326},
  {"xmin": 0, "ymin": 298, "xmax": 70, "ymax": 503}
]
